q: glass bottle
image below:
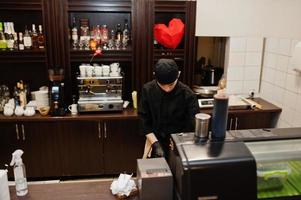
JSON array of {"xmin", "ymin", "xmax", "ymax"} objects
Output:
[
  {"xmin": 23, "ymin": 26, "xmax": 32, "ymax": 50},
  {"xmin": 108, "ymin": 29, "xmax": 115, "ymax": 50},
  {"xmin": 37, "ymin": 25, "xmax": 45, "ymax": 49},
  {"xmin": 0, "ymin": 22, "xmax": 7, "ymax": 50},
  {"xmin": 89, "ymin": 28, "xmax": 97, "ymax": 51},
  {"xmin": 18, "ymin": 32, "xmax": 24, "ymax": 50},
  {"xmin": 101, "ymin": 24, "xmax": 108, "ymax": 45},
  {"xmin": 31, "ymin": 24, "xmax": 38, "ymax": 49},
  {"xmin": 122, "ymin": 20, "xmax": 130, "ymax": 49},
  {"xmin": 71, "ymin": 17, "xmax": 78, "ymax": 49},
  {"xmin": 6, "ymin": 22, "xmax": 14, "ymax": 50},
  {"xmin": 115, "ymin": 24, "xmax": 122, "ymax": 49},
  {"xmin": 79, "ymin": 19, "xmax": 90, "ymax": 50}
]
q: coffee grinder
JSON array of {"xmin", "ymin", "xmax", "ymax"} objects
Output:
[{"xmin": 48, "ymin": 69, "xmax": 66, "ymax": 116}]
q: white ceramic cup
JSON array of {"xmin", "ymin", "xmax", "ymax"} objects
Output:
[
  {"xmin": 110, "ymin": 62, "xmax": 120, "ymax": 72},
  {"xmin": 110, "ymin": 72, "xmax": 120, "ymax": 77},
  {"xmin": 68, "ymin": 104, "xmax": 78, "ymax": 115},
  {"xmin": 79, "ymin": 64, "xmax": 87, "ymax": 77},
  {"xmin": 15, "ymin": 105, "xmax": 24, "ymax": 116},
  {"xmin": 102, "ymin": 65, "xmax": 110, "ymax": 76},
  {"xmin": 86, "ymin": 65, "xmax": 94, "ymax": 77},
  {"xmin": 94, "ymin": 66, "xmax": 103, "ymax": 76}
]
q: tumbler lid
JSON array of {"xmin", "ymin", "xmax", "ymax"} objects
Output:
[{"xmin": 195, "ymin": 113, "xmax": 211, "ymax": 120}]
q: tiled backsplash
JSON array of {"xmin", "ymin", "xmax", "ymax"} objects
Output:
[
  {"xmin": 225, "ymin": 37, "xmax": 263, "ymax": 95},
  {"xmin": 225, "ymin": 36, "xmax": 301, "ymax": 128},
  {"xmin": 261, "ymin": 38, "xmax": 301, "ymax": 128}
]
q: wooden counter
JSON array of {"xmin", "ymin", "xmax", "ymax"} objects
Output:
[
  {"xmin": 0, "ymin": 108, "xmax": 139, "ymax": 122},
  {"xmin": 9, "ymin": 180, "xmax": 138, "ymax": 200}
]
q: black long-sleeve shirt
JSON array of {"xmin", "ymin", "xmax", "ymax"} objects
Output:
[{"xmin": 138, "ymin": 80, "xmax": 199, "ymax": 139}]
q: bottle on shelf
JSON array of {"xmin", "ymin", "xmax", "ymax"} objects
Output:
[
  {"xmin": 18, "ymin": 32, "xmax": 24, "ymax": 50},
  {"xmin": 3, "ymin": 22, "xmax": 9, "ymax": 40},
  {"xmin": 94, "ymin": 25, "xmax": 101, "ymax": 46},
  {"xmin": 37, "ymin": 25, "xmax": 45, "ymax": 49},
  {"xmin": 0, "ymin": 22, "xmax": 7, "ymax": 50},
  {"xmin": 79, "ymin": 18, "xmax": 90, "ymax": 50},
  {"xmin": 23, "ymin": 26, "xmax": 32, "ymax": 50},
  {"xmin": 10, "ymin": 22, "xmax": 18, "ymax": 50},
  {"xmin": 122, "ymin": 19, "xmax": 130, "ymax": 49},
  {"xmin": 115, "ymin": 23, "xmax": 122, "ymax": 49},
  {"xmin": 71, "ymin": 17, "xmax": 78, "ymax": 49},
  {"xmin": 89, "ymin": 27, "xmax": 97, "ymax": 51},
  {"xmin": 108, "ymin": 29, "xmax": 115, "ymax": 50},
  {"xmin": 7, "ymin": 22, "xmax": 15, "ymax": 50},
  {"xmin": 31, "ymin": 24, "xmax": 39, "ymax": 49}
]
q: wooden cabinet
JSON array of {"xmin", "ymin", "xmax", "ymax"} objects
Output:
[
  {"xmin": 59, "ymin": 121, "xmax": 103, "ymax": 176},
  {"xmin": 0, "ymin": 121, "xmax": 62, "ymax": 178},
  {"xmin": 103, "ymin": 119, "xmax": 144, "ymax": 174},
  {"xmin": 0, "ymin": 112, "xmax": 144, "ymax": 179},
  {"xmin": 201, "ymin": 98, "xmax": 282, "ymax": 130},
  {"xmin": 227, "ymin": 112, "xmax": 272, "ymax": 130}
]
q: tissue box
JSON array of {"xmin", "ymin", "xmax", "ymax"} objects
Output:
[
  {"xmin": 137, "ymin": 158, "xmax": 173, "ymax": 200},
  {"xmin": 0, "ymin": 170, "xmax": 10, "ymax": 200}
]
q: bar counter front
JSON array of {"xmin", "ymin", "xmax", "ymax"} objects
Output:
[{"xmin": 8, "ymin": 127, "xmax": 301, "ymax": 200}]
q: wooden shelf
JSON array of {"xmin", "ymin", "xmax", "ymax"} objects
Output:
[
  {"xmin": 0, "ymin": 108, "xmax": 138, "ymax": 122},
  {"xmin": 154, "ymin": 48, "xmax": 184, "ymax": 61},
  {"xmin": 68, "ymin": 0, "xmax": 132, "ymax": 12},
  {"xmin": 0, "ymin": 1, "xmax": 42, "ymax": 11},
  {"xmin": 0, "ymin": 49, "xmax": 46, "ymax": 63},
  {"xmin": 70, "ymin": 48, "xmax": 132, "ymax": 62}
]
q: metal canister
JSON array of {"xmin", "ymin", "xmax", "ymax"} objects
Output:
[{"xmin": 195, "ymin": 113, "xmax": 211, "ymax": 141}]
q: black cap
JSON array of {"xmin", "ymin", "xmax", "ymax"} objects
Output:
[{"xmin": 154, "ymin": 59, "xmax": 179, "ymax": 84}]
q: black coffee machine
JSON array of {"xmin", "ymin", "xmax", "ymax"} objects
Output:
[{"xmin": 49, "ymin": 69, "xmax": 66, "ymax": 116}]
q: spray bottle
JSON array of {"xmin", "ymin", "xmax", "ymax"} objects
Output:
[{"xmin": 10, "ymin": 149, "xmax": 28, "ymax": 196}]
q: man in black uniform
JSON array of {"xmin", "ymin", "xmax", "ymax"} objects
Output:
[{"xmin": 138, "ymin": 59, "xmax": 199, "ymax": 158}]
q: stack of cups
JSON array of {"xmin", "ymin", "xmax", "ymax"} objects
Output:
[
  {"xmin": 33, "ymin": 90, "xmax": 49, "ymax": 109},
  {"xmin": 195, "ymin": 113, "xmax": 211, "ymax": 142}
]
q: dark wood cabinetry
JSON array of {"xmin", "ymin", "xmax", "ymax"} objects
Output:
[
  {"xmin": 0, "ymin": 111, "xmax": 144, "ymax": 179},
  {"xmin": 0, "ymin": 0, "xmax": 197, "ymax": 102},
  {"xmin": 201, "ymin": 98, "xmax": 282, "ymax": 130}
]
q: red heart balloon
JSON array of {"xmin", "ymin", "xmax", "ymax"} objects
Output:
[{"xmin": 154, "ymin": 18, "xmax": 185, "ymax": 49}]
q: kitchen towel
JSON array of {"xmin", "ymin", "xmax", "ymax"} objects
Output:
[
  {"xmin": 211, "ymin": 93, "xmax": 229, "ymax": 141},
  {"xmin": 0, "ymin": 170, "xmax": 10, "ymax": 200}
]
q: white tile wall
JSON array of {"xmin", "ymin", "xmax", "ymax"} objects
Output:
[
  {"xmin": 260, "ymin": 37, "xmax": 301, "ymax": 128},
  {"xmin": 225, "ymin": 36, "xmax": 301, "ymax": 128},
  {"xmin": 225, "ymin": 37, "xmax": 263, "ymax": 95}
]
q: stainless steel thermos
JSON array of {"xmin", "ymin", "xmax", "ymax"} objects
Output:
[{"xmin": 195, "ymin": 113, "xmax": 211, "ymax": 141}]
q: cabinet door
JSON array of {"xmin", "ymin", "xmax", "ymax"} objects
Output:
[
  {"xmin": 103, "ymin": 119, "xmax": 144, "ymax": 174},
  {"xmin": 0, "ymin": 123, "xmax": 22, "ymax": 178},
  {"xmin": 59, "ymin": 121, "xmax": 103, "ymax": 176},
  {"xmin": 228, "ymin": 113, "xmax": 272, "ymax": 130},
  {"xmin": 20, "ymin": 122, "xmax": 62, "ymax": 178}
]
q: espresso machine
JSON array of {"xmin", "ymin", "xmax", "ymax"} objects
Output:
[
  {"xmin": 77, "ymin": 75, "xmax": 123, "ymax": 112},
  {"xmin": 49, "ymin": 69, "xmax": 66, "ymax": 116}
]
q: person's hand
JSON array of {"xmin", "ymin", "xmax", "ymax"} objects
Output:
[{"xmin": 151, "ymin": 141, "xmax": 165, "ymax": 158}]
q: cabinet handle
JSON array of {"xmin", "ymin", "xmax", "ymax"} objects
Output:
[
  {"xmin": 235, "ymin": 117, "xmax": 238, "ymax": 130},
  {"xmin": 104, "ymin": 122, "xmax": 107, "ymax": 139},
  {"xmin": 21, "ymin": 124, "xmax": 25, "ymax": 140},
  {"xmin": 98, "ymin": 122, "xmax": 101, "ymax": 139},
  {"xmin": 229, "ymin": 118, "xmax": 233, "ymax": 130},
  {"xmin": 15, "ymin": 124, "xmax": 20, "ymax": 140}
]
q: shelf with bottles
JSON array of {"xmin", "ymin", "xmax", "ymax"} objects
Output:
[
  {"xmin": 68, "ymin": 12, "xmax": 132, "ymax": 54},
  {"xmin": 0, "ymin": 9, "xmax": 46, "ymax": 58}
]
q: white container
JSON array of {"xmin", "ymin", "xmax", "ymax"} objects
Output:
[{"xmin": 0, "ymin": 170, "xmax": 10, "ymax": 200}]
